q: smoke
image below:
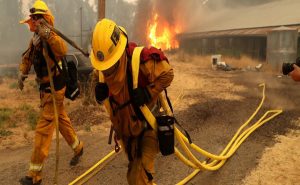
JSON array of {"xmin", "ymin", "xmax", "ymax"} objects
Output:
[
  {"xmin": 131, "ymin": 0, "xmax": 207, "ymax": 44},
  {"xmin": 0, "ymin": 0, "xmax": 98, "ymax": 69},
  {"xmin": 131, "ymin": 0, "xmax": 281, "ymax": 44},
  {"xmin": 82, "ymin": 0, "xmax": 97, "ymax": 12},
  {"xmin": 131, "ymin": 0, "xmax": 152, "ymax": 44},
  {"xmin": 131, "ymin": 0, "xmax": 204, "ymax": 44},
  {"xmin": 207, "ymin": 0, "xmax": 278, "ymax": 8},
  {"xmin": 19, "ymin": 0, "xmax": 32, "ymax": 19},
  {"xmin": 0, "ymin": 0, "xmax": 137, "ymax": 70},
  {"xmin": 124, "ymin": 0, "xmax": 138, "ymax": 5}
]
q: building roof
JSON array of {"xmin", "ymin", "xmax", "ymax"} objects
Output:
[
  {"xmin": 180, "ymin": 0, "xmax": 300, "ymax": 38},
  {"xmin": 178, "ymin": 25, "xmax": 300, "ymax": 39}
]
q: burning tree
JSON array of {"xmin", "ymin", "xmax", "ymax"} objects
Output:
[
  {"xmin": 133, "ymin": 0, "xmax": 184, "ymax": 51},
  {"xmin": 147, "ymin": 13, "xmax": 181, "ymax": 50}
]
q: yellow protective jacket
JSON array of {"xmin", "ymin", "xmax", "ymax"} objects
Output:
[
  {"xmin": 19, "ymin": 31, "xmax": 67, "ymax": 84},
  {"xmin": 94, "ymin": 51, "xmax": 174, "ymax": 139}
]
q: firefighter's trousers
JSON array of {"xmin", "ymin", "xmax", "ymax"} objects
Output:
[
  {"xmin": 125, "ymin": 129, "xmax": 159, "ymax": 185},
  {"xmin": 27, "ymin": 87, "xmax": 82, "ymax": 183}
]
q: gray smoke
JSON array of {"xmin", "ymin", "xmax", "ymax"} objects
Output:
[
  {"xmin": 0, "ymin": 0, "xmax": 98, "ymax": 67},
  {"xmin": 207, "ymin": 0, "xmax": 278, "ymax": 9},
  {"xmin": 131, "ymin": 0, "xmax": 282, "ymax": 44},
  {"xmin": 0, "ymin": 0, "xmax": 135, "ymax": 69},
  {"xmin": 0, "ymin": 0, "xmax": 281, "ymax": 67},
  {"xmin": 131, "ymin": 0, "xmax": 152, "ymax": 45}
]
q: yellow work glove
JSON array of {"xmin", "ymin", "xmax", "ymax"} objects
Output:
[
  {"xmin": 18, "ymin": 73, "xmax": 28, "ymax": 91},
  {"xmin": 36, "ymin": 24, "xmax": 51, "ymax": 40}
]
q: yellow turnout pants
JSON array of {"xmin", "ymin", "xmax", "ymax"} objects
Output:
[
  {"xmin": 125, "ymin": 130, "xmax": 159, "ymax": 185},
  {"xmin": 27, "ymin": 87, "xmax": 82, "ymax": 183}
]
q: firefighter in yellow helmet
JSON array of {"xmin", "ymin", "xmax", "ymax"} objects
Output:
[
  {"xmin": 91, "ymin": 18, "xmax": 174, "ymax": 185},
  {"xmin": 19, "ymin": 1, "xmax": 83, "ymax": 185}
]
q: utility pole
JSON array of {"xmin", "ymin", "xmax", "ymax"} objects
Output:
[
  {"xmin": 98, "ymin": 0, "xmax": 105, "ymax": 20},
  {"xmin": 80, "ymin": 6, "xmax": 83, "ymax": 47}
]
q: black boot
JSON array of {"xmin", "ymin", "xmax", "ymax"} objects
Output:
[
  {"xmin": 70, "ymin": 147, "xmax": 83, "ymax": 166},
  {"xmin": 19, "ymin": 176, "xmax": 42, "ymax": 185}
]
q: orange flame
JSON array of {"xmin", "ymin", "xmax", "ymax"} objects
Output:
[{"xmin": 147, "ymin": 13, "xmax": 181, "ymax": 50}]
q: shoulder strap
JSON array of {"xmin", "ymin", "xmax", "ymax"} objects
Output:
[
  {"xmin": 46, "ymin": 44, "xmax": 65, "ymax": 74},
  {"xmin": 131, "ymin": 47, "xmax": 144, "ymax": 89},
  {"xmin": 130, "ymin": 46, "xmax": 158, "ymax": 130},
  {"xmin": 131, "ymin": 47, "xmax": 192, "ymax": 143},
  {"xmin": 98, "ymin": 71, "xmax": 113, "ymax": 115},
  {"xmin": 127, "ymin": 47, "xmax": 146, "ymax": 121}
]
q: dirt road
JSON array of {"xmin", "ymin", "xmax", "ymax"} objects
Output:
[{"xmin": 0, "ymin": 56, "xmax": 299, "ymax": 185}]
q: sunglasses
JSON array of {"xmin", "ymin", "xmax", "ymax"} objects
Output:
[{"xmin": 30, "ymin": 8, "xmax": 46, "ymax": 14}]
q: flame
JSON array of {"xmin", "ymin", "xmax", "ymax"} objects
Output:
[{"xmin": 147, "ymin": 13, "xmax": 181, "ymax": 50}]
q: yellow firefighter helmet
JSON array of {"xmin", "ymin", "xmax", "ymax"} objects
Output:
[
  {"xmin": 30, "ymin": 0, "xmax": 49, "ymax": 15},
  {"xmin": 90, "ymin": 19, "xmax": 128, "ymax": 71}
]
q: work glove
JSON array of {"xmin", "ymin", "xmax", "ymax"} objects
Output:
[
  {"xmin": 289, "ymin": 64, "xmax": 300, "ymax": 81},
  {"xmin": 132, "ymin": 87, "xmax": 151, "ymax": 107},
  {"xmin": 95, "ymin": 82, "xmax": 109, "ymax": 104},
  {"xmin": 36, "ymin": 24, "xmax": 51, "ymax": 40},
  {"xmin": 18, "ymin": 73, "xmax": 28, "ymax": 91}
]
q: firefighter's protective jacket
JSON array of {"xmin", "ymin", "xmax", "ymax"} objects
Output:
[
  {"xmin": 19, "ymin": 31, "xmax": 67, "ymax": 84},
  {"xmin": 94, "ymin": 44, "xmax": 174, "ymax": 138}
]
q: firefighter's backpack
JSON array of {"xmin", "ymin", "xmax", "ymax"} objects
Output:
[{"xmin": 48, "ymin": 45, "xmax": 80, "ymax": 100}]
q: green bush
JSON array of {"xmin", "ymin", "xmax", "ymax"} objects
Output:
[
  {"xmin": 19, "ymin": 104, "xmax": 32, "ymax": 111},
  {"xmin": 85, "ymin": 124, "xmax": 91, "ymax": 132},
  {"xmin": 0, "ymin": 129, "xmax": 13, "ymax": 137},
  {"xmin": 18, "ymin": 104, "xmax": 39, "ymax": 130},
  {"xmin": 9, "ymin": 82, "xmax": 18, "ymax": 89},
  {"xmin": 28, "ymin": 110, "xmax": 39, "ymax": 130},
  {"xmin": 0, "ymin": 108, "xmax": 12, "ymax": 128}
]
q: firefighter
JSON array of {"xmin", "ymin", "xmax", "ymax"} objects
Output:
[
  {"xmin": 289, "ymin": 64, "xmax": 300, "ymax": 81},
  {"xmin": 18, "ymin": 1, "xmax": 83, "ymax": 184},
  {"xmin": 91, "ymin": 19, "xmax": 174, "ymax": 185}
]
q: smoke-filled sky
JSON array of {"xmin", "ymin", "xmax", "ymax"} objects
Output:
[
  {"xmin": 19, "ymin": 0, "xmax": 97, "ymax": 19},
  {"xmin": 130, "ymin": 0, "xmax": 282, "ymax": 44},
  {"xmin": 0, "ymin": 0, "xmax": 134, "ymax": 65},
  {"xmin": 0, "ymin": 0, "xmax": 286, "ymax": 65}
]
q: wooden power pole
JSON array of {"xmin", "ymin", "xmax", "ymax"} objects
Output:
[{"xmin": 98, "ymin": 0, "xmax": 105, "ymax": 20}]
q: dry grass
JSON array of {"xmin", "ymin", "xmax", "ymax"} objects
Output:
[
  {"xmin": 0, "ymin": 104, "xmax": 39, "ymax": 131},
  {"xmin": 0, "ymin": 108, "xmax": 13, "ymax": 128},
  {"xmin": 243, "ymin": 120, "xmax": 300, "ymax": 185},
  {"xmin": 0, "ymin": 129, "xmax": 13, "ymax": 137},
  {"xmin": 169, "ymin": 52, "xmax": 276, "ymax": 73}
]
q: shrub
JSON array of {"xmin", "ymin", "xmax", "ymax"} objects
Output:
[
  {"xmin": 18, "ymin": 104, "xmax": 39, "ymax": 130},
  {"xmin": 0, "ymin": 129, "xmax": 13, "ymax": 137},
  {"xmin": 19, "ymin": 104, "xmax": 32, "ymax": 111},
  {"xmin": 0, "ymin": 108, "xmax": 12, "ymax": 128},
  {"xmin": 9, "ymin": 82, "xmax": 18, "ymax": 89},
  {"xmin": 28, "ymin": 111, "xmax": 38, "ymax": 130}
]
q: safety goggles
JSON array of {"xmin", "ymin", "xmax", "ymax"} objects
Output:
[{"xmin": 30, "ymin": 8, "xmax": 47, "ymax": 14}]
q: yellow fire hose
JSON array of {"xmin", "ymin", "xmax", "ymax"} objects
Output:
[
  {"xmin": 69, "ymin": 50, "xmax": 283, "ymax": 185},
  {"xmin": 130, "ymin": 52, "xmax": 283, "ymax": 184},
  {"xmin": 166, "ymin": 85, "xmax": 282, "ymax": 184},
  {"xmin": 68, "ymin": 83, "xmax": 282, "ymax": 185},
  {"xmin": 42, "ymin": 41, "xmax": 60, "ymax": 185},
  {"xmin": 158, "ymin": 83, "xmax": 282, "ymax": 184},
  {"xmin": 68, "ymin": 150, "xmax": 122, "ymax": 185}
]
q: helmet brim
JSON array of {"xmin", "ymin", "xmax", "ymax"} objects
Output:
[
  {"xmin": 19, "ymin": 18, "xmax": 31, "ymax": 24},
  {"xmin": 90, "ymin": 33, "xmax": 127, "ymax": 71},
  {"xmin": 31, "ymin": 11, "xmax": 47, "ymax": 15}
]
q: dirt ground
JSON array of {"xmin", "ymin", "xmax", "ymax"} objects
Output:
[{"xmin": 0, "ymin": 54, "xmax": 299, "ymax": 185}]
